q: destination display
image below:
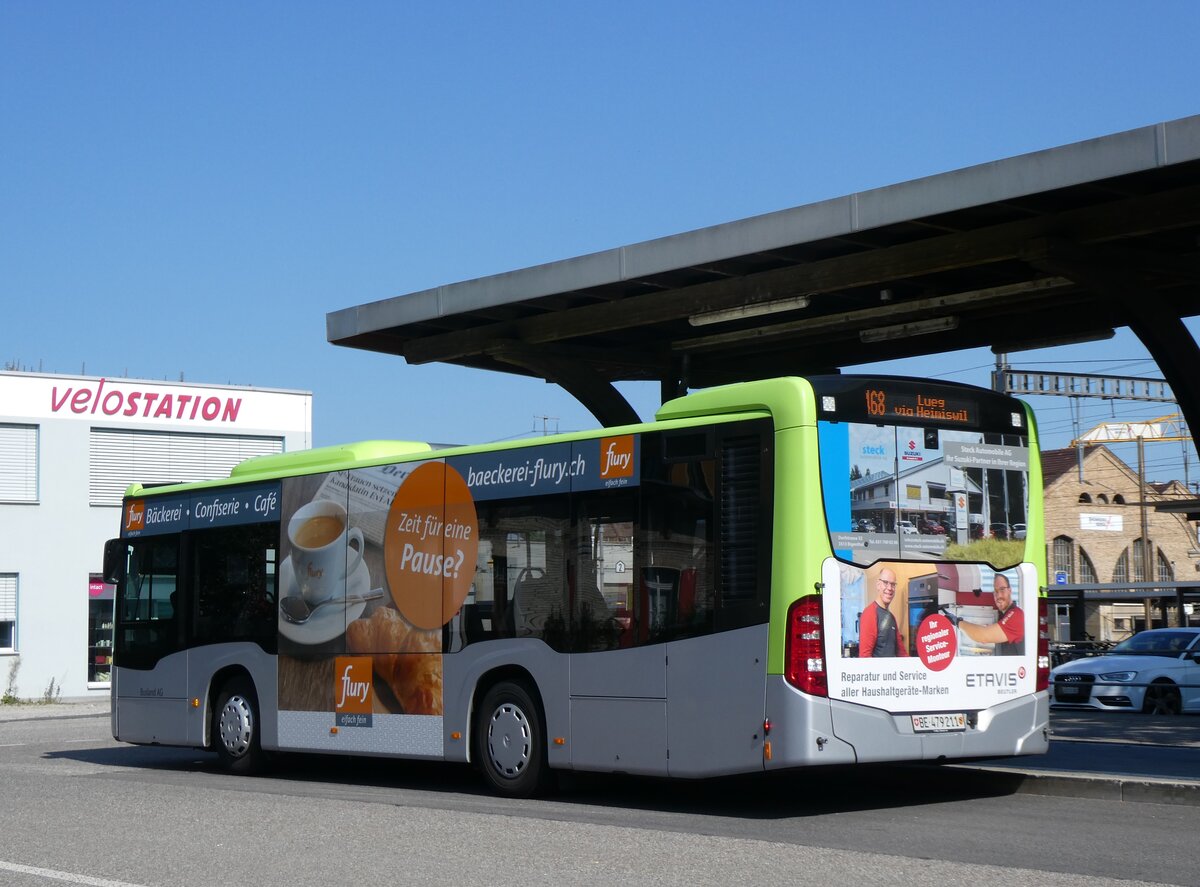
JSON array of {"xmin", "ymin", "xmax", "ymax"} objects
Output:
[
  {"xmin": 810, "ymin": 376, "xmax": 1025, "ymax": 432},
  {"xmin": 863, "ymin": 387, "xmax": 974, "ymax": 426}
]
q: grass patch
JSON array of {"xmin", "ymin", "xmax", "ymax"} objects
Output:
[{"xmin": 943, "ymin": 539, "xmax": 1025, "ymax": 565}]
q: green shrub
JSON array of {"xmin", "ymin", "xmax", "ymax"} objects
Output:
[{"xmin": 2, "ymin": 657, "xmax": 19, "ymax": 705}]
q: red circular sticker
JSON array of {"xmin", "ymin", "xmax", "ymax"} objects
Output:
[{"xmin": 916, "ymin": 613, "xmax": 957, "ymax": 671}]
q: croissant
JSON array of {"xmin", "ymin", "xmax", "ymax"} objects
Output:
[{"xmin": 346, "ymin": 607, "xmax": 443, "ymax": 715}]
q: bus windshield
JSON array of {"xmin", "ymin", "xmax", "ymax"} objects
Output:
[{"xmin": 815, "ymin": 378, "xmax": 1029, "ymax": 569}]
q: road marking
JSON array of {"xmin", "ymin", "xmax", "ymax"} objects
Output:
[{"xmin": 0, "ymin": 860, "xmax": 153, "ymax": 886}]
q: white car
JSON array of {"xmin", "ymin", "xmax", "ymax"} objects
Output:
[
  {"xmin": 1050, "ymin": 628, "xmax": 1200, "ymax": 715},
  {"xmin": 1012, "ymin": 523, "xmax": 1027, "ymax": 540},
  {"xmin": 896, "ymin": 520, "xmax": 919, "ymax": 535}
]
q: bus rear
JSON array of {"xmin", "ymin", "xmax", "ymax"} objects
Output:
[{"xmin": 767, "ymin": 376, "xmax": 1048, "ymax": 767}]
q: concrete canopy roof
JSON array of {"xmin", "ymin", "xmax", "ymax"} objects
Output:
[{"xmin": 328, "ymin": 115, "xmax": 1200, "ymax": 427}]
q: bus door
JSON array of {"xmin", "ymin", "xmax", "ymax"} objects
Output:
[
  {"xmin": 112, "ymin": 535, "xmax": 190, "ymax": 745},
  {"xmin": 567, "ymin": 495, "xmax": 669, "ymax": 775}
]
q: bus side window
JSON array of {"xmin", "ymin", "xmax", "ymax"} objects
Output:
[
  {"xmin": 474, "ymin": 501, "xmax": 569, "ymax": 649},
  {"xmin": 570, "ymin": 493, "xmax": 631, "ymax": 652},
  {"xmin": 190, "ymin": 522, "xmax": 279, "ymax": 651},
  {"xmin": 640, "ymin": 434, "xmax": 717, "ymax": 643}
]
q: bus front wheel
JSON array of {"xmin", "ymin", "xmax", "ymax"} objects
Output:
[
  {"xmin": 213, "ymin": 676, "xmax": 266, "ymax": 774},
  {"xmin": 475, "ymin": 680, "xmax": 551, "ymax": 797}
]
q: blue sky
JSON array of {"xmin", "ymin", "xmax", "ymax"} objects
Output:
[{"xmin": 3, "ymin": 3, "xmax": 1198, "ymax": 479}]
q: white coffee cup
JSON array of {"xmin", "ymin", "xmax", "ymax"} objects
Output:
[{"xmin": 288, "ymin": 499, "xmax": 365, "ymax": 604}]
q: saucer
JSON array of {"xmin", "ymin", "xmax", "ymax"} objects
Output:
[{"xmin": 278, "ymin": 554, "xmax": 371, "ymax": 645}]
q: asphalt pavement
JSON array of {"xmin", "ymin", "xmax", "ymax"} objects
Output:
[{"xmin": 3, "ymin": 696, "xmax": 1198, "ymax": 805}]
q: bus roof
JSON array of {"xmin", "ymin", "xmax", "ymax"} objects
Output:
[{"xmin": 119, "ymin": 374, "xmax": 1029, "ymax": 499}]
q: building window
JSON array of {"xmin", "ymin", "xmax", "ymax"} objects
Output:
[
  {"xmin": 1052, "ymin": 536, "xmax": 1075, "ymax": 582},
  {"xmin": 0, "ymin": 574, "xmax": 16, "ymax": 651},
  {"xmin": 1078, "ymin": 493, "xmax": 1092, "ymax": 504},
  {"xmin": 1079, "ymin": 548, "xmax": 1098, "ymax": 584},
  {"xmin": 88, "ymin": 428, "xmax": 283, "ymax": 506},
  {"xmin": 1113, "ymin": 549, "xmax": 1129, "ymax": 583},
  {"xmin": 1113, "ymin": 494, "xmax": 1126, "ymax": 505},
  {"xmin": 1097, "ymin": 494, "xmax": 1109, "ymax": 504},
  {"xmin": 1131, "ymin": 539, "xmax": 1152, "ymax": 582},
  {"xmin": 1157, "ymin": 550, "xmax": 1173, "ymax": 582},
  {"xmin": 0, "ymin": 424, "xmax": 38, "ymax": 503}
]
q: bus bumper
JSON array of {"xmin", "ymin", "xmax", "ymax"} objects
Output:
[{"xmin": 765, "ymin": 678, "xmax": 1049, "ymax": 768}]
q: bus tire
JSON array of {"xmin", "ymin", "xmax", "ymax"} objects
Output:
[
  {"xmin": 475, "ymin": 680, "xmax": 551, "ymax": 797},
  {"xmin": 213, "ymin": 676, "xmax": 266, "ymax": 774}
]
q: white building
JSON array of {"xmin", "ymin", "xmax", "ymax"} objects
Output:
[{"xmin": 0, "ymin": 372, "xmax": 311, "ymax": 699}]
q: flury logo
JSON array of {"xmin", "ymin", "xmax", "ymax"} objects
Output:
[
  {"xmin": 600, "ymin": 436, "xmax": 634, "ymax": 479},
  {"xmin": 334, "ymin": 657, "xmax": 374, "ymax": 713},
  {"xmin": 124, "ymin": 500, "xmax": 145, "ymax": 533}
]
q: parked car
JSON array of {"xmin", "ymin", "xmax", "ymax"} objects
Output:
[
  {"xmin": 855, "ymin": 518, "xmax": 876, "ymax": 533},
  {"xmin": 989, "ymin": 522, "xmax": 1010, "ymax": 540},
  {"xmin": 1049, "ymin": 628, "xmax": 1200, "ymax": 715},
  {"xmin": 918, "ymin": 519, "xmax": 946, "ymax": 535},
  {"xmin": 896, "ymin": 520, "xmax": 919, "ymax": 535},
  {"xmin": 1011, "ymin": 523, "xmax": 1027, "ymax": 540}
]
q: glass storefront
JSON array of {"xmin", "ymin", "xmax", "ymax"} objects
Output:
[{"xmin": 88, "ymin": 575, "xmax": 114, "ymax": 685}]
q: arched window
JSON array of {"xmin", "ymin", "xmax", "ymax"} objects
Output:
[
  {"xmin": 1113, "ymin": 549, "xmax": 1129, "ymax": 583},
  {"xmin": 1131, "ymin": 539, "xmax": 1152, "ymax": 582},
  {"xmin": 1053, "ymin": 536, "xmax": 1075, "ymax": 582},
  {"xmin": 1079, "ymin": 548, "xmax": 1098, "ymax": 584},
  {"xmin": 1097, "ymin": 494, "xmax": 1109, "ymax": 504},
  {"xmin": 1113, "ymin": 494, "xmax": 1126, "ymax": 505},
  {"xmin": 1157, "ymin": 550, "xmax": 1173, "ymax": 582},
  {"xmin": 1078, "ymin": 493, "xmax": 1092, "ymax": 504}
]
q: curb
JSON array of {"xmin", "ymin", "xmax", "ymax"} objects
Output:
[{"xmin": 950, "ymin": 764, "xmax": 1200, "ymax": 807}]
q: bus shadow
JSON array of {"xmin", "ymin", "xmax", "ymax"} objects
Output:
[
  {"xmin": 45, "ymin": 744, "xmax": 1024, "ymax": 818},
  {"xmin": 551, "ymin": 765, "xmax": 1026, "ymax": 818}
]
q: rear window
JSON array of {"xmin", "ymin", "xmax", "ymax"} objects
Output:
[{"xmin": 820, "ymin": 422, "xmax": 1030, "ymax": 569}]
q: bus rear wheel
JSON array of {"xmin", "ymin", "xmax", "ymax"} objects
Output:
[
  {"xmin": 475, "ymin": 680, "xmax": 551, "ymax": 797},
  {"xmin": 213, "ymin": 676, "xmax": 266, "ymax": 774}
]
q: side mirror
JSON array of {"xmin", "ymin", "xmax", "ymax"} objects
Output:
[{"xmin": 102, "ymin": 539, "xmax": 125, "ymax": 586}]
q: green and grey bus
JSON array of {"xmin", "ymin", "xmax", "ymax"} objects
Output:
[{"xmin": 103, "ymin": 376, "xmax": 1049, "ymax": 796}]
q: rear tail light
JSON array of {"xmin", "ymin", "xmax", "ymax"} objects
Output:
[
  {"xmin": 1036, "ymin": 598, "xmax": 1050, "ymax": 691},
  {"xmin": 785, "ymin": 594, "xmax": 827, "ymax": 697}
]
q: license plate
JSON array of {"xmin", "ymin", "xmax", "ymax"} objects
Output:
[{"xmin": 911, "ymin": 713, "xmax": 966, "ymax": 733}]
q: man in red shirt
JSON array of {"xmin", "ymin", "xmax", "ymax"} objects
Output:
[
  {"xmin": 946, "ymin": 573, "xmax": 1024, "ymax": 655},
  {"xmin": 859, "ymin": 567, "xmax": 908, "ymax": 657}
]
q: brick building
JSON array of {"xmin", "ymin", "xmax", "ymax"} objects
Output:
[{"xmin": 1043, "ymin": 445, "xmax": 1200, "ymax": 640}]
